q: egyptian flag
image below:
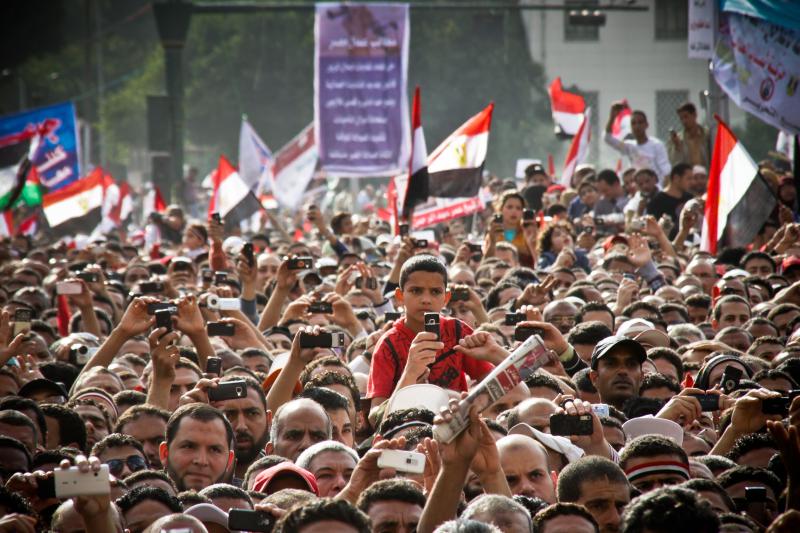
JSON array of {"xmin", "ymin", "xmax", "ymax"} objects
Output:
[
  {"xmin": 612, "ymin": 100, "xmax": 632, "ymax": 140},
  {"xmin": 143, "ymin": 186, "xmax": 167, "ymax": 221},
  {"xmin": 559, "ymin": 107, "xmax": 592, "ymax": 188},
  {"xmin": 42, "ymin": 168, "xmax": 104, "ymax": 233},
  {"xmin": 701, "ymin": 116, "xmax": 776, "ymax": 255},
  {"xmin": 0, "ymin": 211, "xmax": 12, "ymax": 238},
  {"xmin": 401, "ymin": 87, "xmax": 429, "ymax": 219},
  {"xmin": 110, "ymin": 181, "xmax": 133, "ymax": 225},
  {"xmin": 208, "ymin": 155, "xmax": 261, "ymax": 223},
  {"xmin": 57, "ymin": 294, "xmax": 71, "ymax": 337},
  {"xmin": 548, "ymin": 77, "xmax": 586, "ymax": 138},
  {"xmin": 427, "ymin": 103, "xmax": 494, "ymax": 198}
]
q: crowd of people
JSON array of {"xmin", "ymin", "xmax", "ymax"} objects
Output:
[{"xmin": 1, "ymin": 101, "xmax": 800, "ymax": 533}]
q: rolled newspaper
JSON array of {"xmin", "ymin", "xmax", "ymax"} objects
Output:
[{"xmin": 433, "ymin": 334, "xmax": 551, "ymax": 444}]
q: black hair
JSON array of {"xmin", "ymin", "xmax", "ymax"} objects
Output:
[
  {"xmin": 716, "ymin": 466, "xmax": 782, "ymax": 500},
  {"xmin": 483, "ymin": 418, "xmax": 508, "ymax": 437},
  {"xmin": 115, "ymin": 404, "xmax": 170, "ymax": 432},
  {"xmin": 619, "ymin": 435, "xmax": 688, "ymax": 471},
  {"xmin": 399, "ymin": 254, "xmax": 447, "ymax": 290},
  {"xmin": 639, "ymin": 373, "xmax": 681, "ymax": 395},
  {"xmin": 685, "ymin": 293, "xmax": 712, "ymax": 310},
  {"xmin": 304, "ymin": 371, "xmax": 360, "ymax": 410},
  {"xmin": 402, "ymin": 425, "xmax": 433, "ymax": 449},
  {"xmin": 274, "ymin": 498, "xmax": 370, "ymax": 533},
  {"xmin": 32, "ymin": 449, "xmax": 73, "ymax": 470},
  {"xmin": 741, "ymin": 251, "xmax": 776, "ymax": 272},
  {"xmin": 512, "ymin": 495, "xmax": 549, "ymax": 517},
  {"xmin": 679, "ymin": 479, "xmax": 735, "ymax": 512},
  {"xmin": 621, "ymin": 302, "xmax": 662, "ymax": 321},
  {"xmin": 567, "ymin": 321, "xmax": 612, "ymax": 346},
  {"xmin": 299, "ymin": 386, "xmax": 351, "ymax": 412},
  {"xmin": 112, "ymin": 390, "xmax": 147, "ymax": 410},
  {"xmin": 176, "ymin": 490, "xmax": 212, "ymax": 509},
  {"xmin": 670, "ymin": 162, "xmax": 693, "ymax": 181},
  {"xmin": 658, "ymin": 303, "xmax": 689, "ymax": 323},
  {"xmin": 299, "ymin": 355, "xmax": 351, "ymax": 385},
  {"xmin": 356, "ymin": 478, "xmax": 425, "ymax": 513},
  {"xmin": 620, "ymin": 486, "xmax": 719, "ymax": 533},
  {"xmin": 645, "ymin": 347, "xmax": 684, "ymax": 382},
  {"xmin": 0, "ymin": 408, "xmax": 40, "ymax": 448},
  {"xmin": 622, "ymin": 397, "xmax": 666, "ymax": 419},
  {"xmin": 575, "ymin": 302, "xmax": 615, "ymax": 326},
  {"xmin": 221, "ymin": 375, "xmax": 267, "ymax": 409},
  {"xmin": 597, "ymin": 169, "xmax": 620, "ymax": 186},
  {"xmin": 726, "ymin": 432, "xmax": 777, "ymax": 463},
  {"xmin": 40, "ymin": 403, "xmax": 87, "ymax": 453},
  {"xmin": 0, "ymin": 436, "xmax": 31, "ymax": 471},
  {"xmin": 533, "ymin": 503, "xmax": 599, "ymax": 533},
  {"xmin": 165, "ymin": 403, "xmax": 234, "ymax": 450},
  {"xmin": 712, "ymin": 295, "xmax": 750, "ymax": 322},
  {"xmin": 0, "ymin": 396, "xmax": 46, "ymax": 442},
  {"xmin": 484, "ymin": 281, "xmax": 522, "ymax": 311},
  {"xmin": 524, "ymin": 372, "xmax": 562, "ymax": 396},
  {"xmin": 753, "ymin": 368, "xmax": 797, "ymax": 389},
  {"xmin": 691, "ymin": 454, "xmax": 736, "ymax": 477},
  {"xmin": 198, "ymin": 483, "xmax": 254, "ymax": 507},
  {"xmin": 0, "ymin": 485, "xmax": 36, "ymax": 517},
  {"xmin": 573, "ymin": 368, "xmax": 597, "ymax": 393},
  {"xmin": 557, "ymin": 456, "xmax": 629, "ymax": 502},
  {"xmin": 91, "ymin": 432, "xmax": 146, "ymax": 458},
  {"xmin": 115, "ymin": 486, "xmax": 182, "ymax": 514},
  {"xmin": 123, "ymin": 469, "xmax": 178, "ymax": 493}
]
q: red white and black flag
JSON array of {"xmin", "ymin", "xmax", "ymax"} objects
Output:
[
  {"xmin": 548, "ymin": 77, "xmax": 586, "ymax": 138},
  {"xmin": 401, "ymin": 86, "xmax": 429, "ymax": 219},
  {"xmin": 702, "ymin": 116, "xmax": 776, "ymax": 254},
  {"xmin": 42, "ymin": 168, "xmax": 104, "ymax": 234},
  {"xmin": 559, "ymin": 107, "xmax": 592, "ymax": 188},
  {"xmin": 427, "ymin": 103, "xmax": 493, "ymax": 198},
  {"xmin": 208, "ymin": 155, "xmax": 261, "ymax": 224}
]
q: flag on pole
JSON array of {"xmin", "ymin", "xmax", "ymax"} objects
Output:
[
  {"xmin": 143, "ymin": 186, "xmax": 167, "ymax": 221},
  {"xmin": 57, "ymin": 294, "xmax": 71, "ymax": 337},
  {"xmin": 547, "ymin": 153, "xmax": 555, "ymax": 177},
  {"xmin": 611, "ymin": 100, "xmax": 632, "ymax": 140},
  {"xmin": 427, "ymin": 103, "xmax": 493, "ymax": 198},
  {"xmin": 42, "ymin": 168, "xmax": 104, "ymax": 230},
  {"xmin": 17, "ymin": 213, "xmax": 37, "ymax": 236},
  {"xmin": 239, "ymin": 117, "xmax": 275, "ymax": 194},
  {"xmin": 0, "ymin": 134, "xmax": 40, "ymax": 210},
  {"xmin": 548, "ymin": 77, "xmax": 586, "ymax": 137},
  {"xmin": 272, "ymin": 124, "xmax": 318, "ymax": 211},
  {"xmin": 701, "ymin": 116, "xmax": 776, "ymax": 255},
  {"xmin": 559, "ymin": 107, "xmax": 592, "ymax": 188},
  {"xmin": 109, "ymin": 181, "xmax": 132, "ymax": 225},
  {"xmin": 0, "ymin": 211, "xmax": 12, "ymax": 238},
  {"xmin": 208, "ymin": 155, "xmax": 261, "ymax": 223},
  {"xmin": 401, "ymin": 86, "xmax": 429, "ymax": 220}
]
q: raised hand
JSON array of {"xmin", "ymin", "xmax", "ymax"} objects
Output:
[{"xmin": 117, "ymin": 297, "xmax": 157, "ymax": 338}]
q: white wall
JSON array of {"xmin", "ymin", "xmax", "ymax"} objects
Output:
[{"xmin": 520, "ymin": 0, "xmax": 736, "ymax": 168}]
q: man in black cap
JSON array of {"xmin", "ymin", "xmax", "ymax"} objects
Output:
[
  {"xmin": 589, "ymin": 335, "xmax": 646, "ymax": 410},
  {"xmin": 18, "ymin": 379, "xmax": 68, "ymax": 405}
]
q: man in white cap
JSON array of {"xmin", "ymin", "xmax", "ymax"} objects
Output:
[{"xmin": 616, "ymin": 318, "xmax": 670, "ymax": 350}]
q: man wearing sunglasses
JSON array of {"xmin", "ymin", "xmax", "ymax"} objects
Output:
[{"xmin": 91, "ymin": 433, "xmax": 148, "ymax": 479}]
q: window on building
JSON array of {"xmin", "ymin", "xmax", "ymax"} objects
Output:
[
  {"xmin": 656, "ymin": 90, "xmax": 690, "ymax": 140},
  {"xmin": 564, "ymin": 0, "xmax": 600, "ymax": 42},
  {"xmin": 655, "ymin": 0, "xmax": 688, "ymax": 40}
]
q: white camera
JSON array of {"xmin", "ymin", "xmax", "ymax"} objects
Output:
[
  {"xmin": 207, "ymin": 296, "xmax": 241, "ymax": 311},
  {"xmin": 377, "ymin": 449, "xmax": 425, "ymax": 474},
  {"xmin": 55, "ymin": 464, "xmax": 110, "ymax": 498}
]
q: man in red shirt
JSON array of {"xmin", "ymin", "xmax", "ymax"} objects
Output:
[{"xmin": 367, "ymin": 255, "xmax": 503, "ymax": 415}]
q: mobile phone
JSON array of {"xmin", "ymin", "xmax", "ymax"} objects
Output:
[
  {"xmin": 762, "ymin": 390, "xmax": 800, "ymax": 415},
  {"xmin": 523, "ymin": 209, "xmax": 535, "ymax": 221},
  {"xmin": 207, "ymin": 322, "xmax": 235, "ymax": 337},
  {"xmin": 228, "ymin": 509, "xmax": 275, "ymax": 533},
  {"xmin": 467, "ymin": 243, "xmax": 482, "ymax": 254},
  {"xmin": 288, "ymin": 257, "xmax": 313, "ymax": 270},
  {"xmin": 355, "ymin": 277, "xmax": 378, "ymax": 290},
  {"xmin": 201, "ymin": 268, "xmax": 214, "ymax": 282},
  {"xmin": 689, "ymin": 393, "xmax": 720, "ymax": 412},
  {"xmin": 13, "ymin": 309, "xmax": 33, "ymax": 336},
  {"xmin": 424, "ymin": 312, "xmax": 440, "ymax": 340},
  {"xmin": 56, "ymin": 281, "xmax": 83, "ymax": 295},
  {"xmin": 206, "ymin": 356, "xmax": 222, "ymax": 376},
  {"xmin": 242, "ymin": 242, "xmax": 255, "ymax": 267},
  {"xmin": 720, "ymin": 366, "xmax": 743, "ymax": 394},
  {"xmin": 36, "ymin": 475, "xmax": 56, "ymax": 500},
  {"xmin": 550, "ymin": 413, "xmax": 594, "ymax": 436},
  {"xmin": 54, "ymin": 464, "xmax": 110, "ymax": 498},
  {"xmin": 211, "ymin": 213, "xmax": 222, "ymax": 224},
  {"xmin": 154, "ymin": 309, "xmax": 173, "ymax": 332},
  {"xmin": 504, "ymin": 312, "xmax": 525, "ymax": 326},
  {"xmin": 399, "ymin": 223, "xmax": 409, "ymax": 237},
  {"xmin": 76, "ymin": 272, "xmax": 99, "ymax": 283},
  {"xmin": 745, "ymin": 486, "xmax": 767, "ymax": 502},
  {"xmin": 146, "ymin": 302, "xmax": 177, "ymax": 315},
  {"xmin": 514, "ymin": 325, "xmax": 544, "ymax": 342},
  {"xmin": 308, "ymin": 301, "xmax": 334, "ymax": 314},
  {"xmin": 214, "ymin": 271, "xmax": 227, "ymax": 284},
  {"xmin": 413, "ymin": 239, "xmax": 428, "ymax": 249},
  {"xmin": 208, "ymin": 380, "xmax": 248, "ymax": 402},
  {"xmin": 493, "ymin": 214, "xmax": 503, "ymax": 224},
  {"xmin": 206, "ymin": 296, "xmax": 241, "ymax": 311},
  {"xmin": 630, "ymin": 218, "xmax": 646, "ymax": 232},
  {"xmin": 384, "ymin": 312, "xmax": 401, "ymax": 321},
  {"xmin": 450, "ymin": 288, "xmax": 470, "ymax": 302},
  {"xmin": 139, "ymin": 281, "xmax": 163, "ymax": 294},
  {"xmin": 377, "ymin": 449, "xmax": 426, "ymax": 474},
  {"xmin": 299, "ymin": 331, "xmax": 346, "ymax": 349}
]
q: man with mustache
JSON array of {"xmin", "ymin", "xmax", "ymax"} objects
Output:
[{"xmin": 589, "ymin": 336, "xmax": 645, "ymax": 410}]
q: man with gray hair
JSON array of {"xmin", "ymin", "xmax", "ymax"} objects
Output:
[
  {"xmin": 296, "ymin": 440, "xmax": 359, "ymax": 497},
  {"xmin": 265, "ymin": 398, "xmax": 332, "ymax": 462},
  {"xmin": 462, "ymin": 494, "xmax": 532, "ymax": 533}
]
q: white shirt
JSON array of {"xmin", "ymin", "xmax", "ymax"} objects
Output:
[{"xmin": 604, "ymin": 132, "xmax": 671, "ymax": 185}]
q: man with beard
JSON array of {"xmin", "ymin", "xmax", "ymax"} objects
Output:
[
  {"xmin": 589, "ymin": 336, "xmax": 645, "ymax": 410},
  {"xmin": 215, "ymin": 376, "xmax": 270, "ymax": 481},
  {"xmin": 159, "ymin": 403, "xmax": 234, "ymax": 492}
]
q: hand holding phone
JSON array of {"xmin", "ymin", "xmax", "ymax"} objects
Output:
[
  {"xmin": 550, "ymin": 413, "xmax": 593, "ymax": 436},
  {"xmin": 208, "ymin": 379, "xmax": 248, "ymax": 402},
  {"xmin": 424, "ymin": 312, "xmax": 440, "ymax": 341},
  {"xmin": 55, "ymin": 464, "xmax": 110, "ymax": 498},
  {"xmin": 377, "ymin": 449, "xmax": 425, "ymax": 474}
]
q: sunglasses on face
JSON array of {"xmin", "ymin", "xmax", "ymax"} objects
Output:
[{"xmin": 106, "ymin": 455, "xmax": 147, "ymax": 476}]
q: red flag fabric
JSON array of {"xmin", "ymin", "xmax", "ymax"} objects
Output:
[
  {"xmin": 548, "ymin": 77, "xmax": 586, "ymax": 137},
  {"xmin": 559, "ymin": 107, "xmax": 592, "ymax": 188},
  {"xmin": 57, "ymin": 295, "xmax": 71, "ymax": 337},
  {"xmin": 402, "ymin": 86, "xmax": 430, "ymax": 219}
]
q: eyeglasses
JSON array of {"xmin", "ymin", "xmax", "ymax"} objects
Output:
[{"xmin": 106, "ymin": 455, "xmax": 147, "ymax": 476}]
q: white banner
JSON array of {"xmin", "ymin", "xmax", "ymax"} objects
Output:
[
  {"xmin": 272, "ymin": 124, "xmax": 318, "ymax": 211},
  {"xmin": 688, "ymin": 0, "xmax": 714, "ymax": 59},
  {"xmin": 713, "ymin": 12, "xmax": 800, "ymax": 135}
]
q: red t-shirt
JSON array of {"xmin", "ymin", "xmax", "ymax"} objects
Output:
[{"xmin": 366, "ymin": 316, "xmax": 494, "ymax": 399}]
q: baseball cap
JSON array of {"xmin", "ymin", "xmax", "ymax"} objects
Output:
[
  {"xmin": 616, "ymin": 319, "xmax": 670, "ymax": 349},
  {"xmin": 590, "ymin": 335, "xmax": 647, "ymax": 370},
  {"xmin": 18, "ymin": 379, "xmax": 68, "ymax": 402},
  {"xmin": 253, "ymin": 463, "xmax": 319, "ymax": 495},
  {"xmin": 184, "ymin": 503, "xmax": 230, "ymax": 531},
  {"xmin": 526, "ymin": 163, "xmax": 547, "ymax": 177},
  {"xmin": 782, "ymin": 256, "xmax": 800, "ymax": 273},
  {"xmin": 386, "ymin": 384, "xmax": 451, "ymax": 415},
  {"xmin": 603, "ymin": 234, "xmax": 629, "ymax": 253}
]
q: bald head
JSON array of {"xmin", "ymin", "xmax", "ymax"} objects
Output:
[
  {"xmin": 268, "ymin": 398, "xmax": 332, "ymax": 461},
  {"xmin": 509, "ymin": 398, "xmax": 558, "ymax": 433},
  {"xmin": 497, "ymin": 435, "xmax": 556, "ymax": 503}
]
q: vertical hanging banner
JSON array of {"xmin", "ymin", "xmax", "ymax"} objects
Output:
[
  {"xmin": 315, "ymin": 3, "xmax": 410, "ymax": 176},
  {"xmin": 688, "ymin": 0, "xmax": 714, "ymax": 59},
  {"xmin": 713, "ymin": 12, "xmax": 800, "ymax": 135},
  {"xmin": 0, "ymin": 102, "xmax": 81, "ymax": 192}
]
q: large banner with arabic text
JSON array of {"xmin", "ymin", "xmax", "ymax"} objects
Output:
[
  {"xmin": 0, "ymin": 102, "xmax": 81, "ymax": 191},
  {"xmin": 314, "ymin": 3, "xmax": 409, "ymax": 176},
  {"xmin": 713, "ymin": 12, "xmax": 800, "ymax": 135}
]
